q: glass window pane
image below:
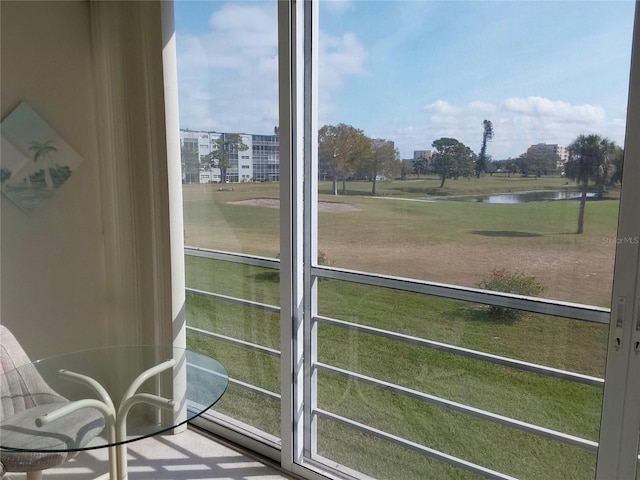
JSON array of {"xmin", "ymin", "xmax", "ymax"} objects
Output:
[
  {"xmin": 176, "ymin": 0, "xmax": 280, "ymax": 258},
  {"xmin": 316, "ymin": 0, "xmax": 633, "ymax": 306},
  {"xmin": 311, "ymin": 1, "xmax": 632, "ymax": 477},
  {"xmin": 315, "ymin": 281, "xmax": 602, "ymax": 478},
  {"xmin": 175, "ymin": 0, "xmax": 280, "ymax": 439}
]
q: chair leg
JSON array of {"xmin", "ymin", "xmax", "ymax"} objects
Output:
[{"xmin": 26, "ymin": 471, "xmax": 43, "ymax": 480}]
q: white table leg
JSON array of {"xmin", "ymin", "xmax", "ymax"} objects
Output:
[
  {"xmin": 114, "ymin": 359, "xmax": 178, "ymax": 480},
  {"xmin": 39, "ymin": 359, "xmax": 178, "ymax": 480},
  {"xmin": 116, "ymin": 443, "xmax": 128, "ymax": 480}
]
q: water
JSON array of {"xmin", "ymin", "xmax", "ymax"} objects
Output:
[{"xmin": 446, "ymin": 190, "xmax": 596, "ymax": 204}]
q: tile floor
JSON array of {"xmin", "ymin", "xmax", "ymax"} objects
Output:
[{"xmin": 5, "ymin": 427, "xmax": 294, "ymax": 480}]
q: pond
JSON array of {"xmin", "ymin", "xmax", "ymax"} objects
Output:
[{"xmin": 445, "ymin": 190, "xmax": 596, "ymax": 204}]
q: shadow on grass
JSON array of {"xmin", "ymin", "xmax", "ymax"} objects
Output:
[
  {"xmin": 317, "ymin": 186, "xmax": 446, "ymax": 197},
  {"xmin": 253, "ymin": 271, "xmax": 280, "ymax": 283},
  {"xmin": 387, "ymin": 185, "xmax": 450, "ymax": 196},
  {"xmin": 318, "ymin": 188, "xmax": 376, "ymax": 196},
  {"xmin": 470, "ymin": 230, "xmax": 543, "ymax": 238},
  {"xmin": 459, "ymin": 305, "xmax": 520, "ymax": 325}
]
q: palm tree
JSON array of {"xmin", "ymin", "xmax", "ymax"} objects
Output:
[
  {"xmin": 28, "ymin": 140, "xmax": 58, "ymax": 188},
  {"xmin": 476, "ymin": 119, "xmax": 493, "ymax": 178},
  {"xmin": 565, "ymin": 134, "xmax": 616, "ymax": 234}
]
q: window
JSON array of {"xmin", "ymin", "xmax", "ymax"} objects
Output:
[
  {"xmin": 175, "ymin": 0, "xmax": 281, "ymax": 443},
  {"xmin": 173, "ymin": 1, "xmax": 640, "ymax": 479}
]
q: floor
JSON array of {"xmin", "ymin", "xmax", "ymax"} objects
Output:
[{"xmin": 6, "ymin": 428, "xmax": 294, "ymax": 480}]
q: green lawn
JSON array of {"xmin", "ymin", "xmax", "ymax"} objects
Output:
[{"xmin": 183, "ymin": 176, "xmax": 617, "ymax": 479}]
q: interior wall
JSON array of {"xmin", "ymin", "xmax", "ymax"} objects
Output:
[{"xmin": 0, "ymin": 1, "xmax": 109, "ymax": 357}]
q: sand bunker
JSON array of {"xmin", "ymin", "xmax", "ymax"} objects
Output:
[{"xmin": 229, "ymin": 198, "xmax": 361, "ymax": 212}]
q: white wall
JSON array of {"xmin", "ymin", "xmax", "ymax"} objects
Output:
[
  {"xmin": 1, "ymin": 1, "xmax": 184, "ymax": 359},
  {"xmin": 0, "ymin": 1, "xmax": 108, "ymax": 357}
]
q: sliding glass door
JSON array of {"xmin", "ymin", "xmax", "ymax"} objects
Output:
[{"xmin": 281, "ymin": 1, "xmax": 640, "ymax": 479}]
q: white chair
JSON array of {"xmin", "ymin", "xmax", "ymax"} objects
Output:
[{"xmin": 0, "ymin": 325, "xmax": 104, "ymax": 480}]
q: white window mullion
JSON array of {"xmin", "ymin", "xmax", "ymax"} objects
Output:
[
  {"xmin": 279, "ymin": 0, "xmax": 305, "ymax": 471},
  {"xmin": 303, "ymin": 0, "xmax": 320, "ymax": 460}
]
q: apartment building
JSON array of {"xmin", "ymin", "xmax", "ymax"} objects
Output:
[
  {"xmin": 527, "ymin": 143, "xmax": 569, "ymax": 163},
  {"xmin": 413, "ymin": 149, "xmax": 433, "ymax": 161},
  {"xmin": 180, "ymin": 130, "xmax": 278, "ymax": 183}
]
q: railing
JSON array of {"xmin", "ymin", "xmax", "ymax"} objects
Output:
[{"xmin": 185, "ymin": 246, "xmax": 609, "ymax": 479}]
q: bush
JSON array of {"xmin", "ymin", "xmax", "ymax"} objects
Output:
[
  {"xmin": 317, "ymin": 250, "xmax": 332, "ymax": 266},
  {"xmin": 477, "ymin": 268, "xmax": 545, "ymax": 322},
  {"xmin": 273, "ymin": 250, "xmax": 333, "ymax": 282}
]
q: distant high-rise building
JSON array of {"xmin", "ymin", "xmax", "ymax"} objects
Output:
[
  {"xmin": 527, "ymin": 143, "xmax": 569, "ymax": 163},
  {"xmin": 413, "ymin": 150, "xmax": 433, "ymax": 161}
]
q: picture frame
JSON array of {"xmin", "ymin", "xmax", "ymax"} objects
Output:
[{"xmin": 1, "ymin": 102, "xmax": 84, "ymax": 214}]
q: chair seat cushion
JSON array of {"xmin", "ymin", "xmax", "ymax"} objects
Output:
[{"xmin": 0, "ymin": 402, "xmax": 105, "ymax": 473}]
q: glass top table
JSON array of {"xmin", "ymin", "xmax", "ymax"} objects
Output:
[{"xmin": 0, "ymin": 346, "xmax": 228, "ymax": 479}]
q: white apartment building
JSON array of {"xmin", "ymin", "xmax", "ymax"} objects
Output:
[
  {"xmin": 180, "ymin": 130, "xmax": 255, "ymax": 183},
  {"xmin": 527, "ymin": 143, "xmax": 569, "ymax": 163}
]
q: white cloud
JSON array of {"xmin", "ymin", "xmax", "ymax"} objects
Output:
[
  {"xmin": 424, "ymin": 100, "xmax": 461, "ymax": 115},
  {"xmin": 394, "ymin": 96, "xmax": 623, "ymax": 159},
  {"xmin": 501, "ymin": 96, "xmax": 605, "ymax": 124},
  {"xmin": 318, "ymin": 31, "xmax": 367, "ymax": 123},
  {"xmin": 319, "ymin": 32, "xmax": 367, "ymax": 90},
  {"xmin": 177, "ymin": 3, "xmax": 366, "ymax": 135},
  {"xmin": 176, "ymin": 3, "xmax": 279, "ymax": 134}
]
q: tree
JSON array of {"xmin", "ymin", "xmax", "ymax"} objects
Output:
[
  {"xmin": 485, "ymin": 161, "xmax": 498, "ymax": 176},
  {"xmin": 412, "ymin": 157, "xmax": 428, "ymax": 178},
  {"xmin": 565, "ymin": 134, "xmax": 617, "ymax": 234},
  {"xmin": 476, "ymin": 120, "xmax": 493, "ymax": 178},
  {"xmin": 205, "ymin": 133, "xmax": 249, "ymax": 183},
  {"xmin": 432, "ymin": 137, "xmax": 476, "ymax": 188},
  {"xmin": 516, "ymin": 151, "xmax": 559, "ymax": 177},
  {"xmin": 181, "ymin": 141, "xmax": 200, "ymax": 183},
  {"xmin": 318, "ymin": 124, "xmax": 370, "ymax": 195},
  {"xmin": 609, "ymin": 147, "xmax": 624, "ymax": 185},
  {"xmin": 400, "ymin": 159, "xmax": 414, "ymax": 180},
  {"xmin": 361, "ymin": 139, "xmax": 398, "ymax": 195},
  {"xmin": 28, "ymin": 140, "xmax": 58, "ymax": 188}
]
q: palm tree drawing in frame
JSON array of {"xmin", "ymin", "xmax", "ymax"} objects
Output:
[{"xmin": 1, "ymin": 102, "xmax": 83, "ymax": 214}]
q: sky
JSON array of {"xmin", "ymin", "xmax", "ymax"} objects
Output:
[{"xmin": 174, "ymin": 0, "xmax": 635, "ymax": 159}]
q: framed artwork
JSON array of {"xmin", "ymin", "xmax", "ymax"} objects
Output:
[{"xmin": 1, "ymin": 102, "xmax": 84, "ymax": 214}]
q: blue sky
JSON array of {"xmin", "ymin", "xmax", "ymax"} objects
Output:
[{"xmin": 174, "ymin": 0, "xmax": 635, "ymax": 159}]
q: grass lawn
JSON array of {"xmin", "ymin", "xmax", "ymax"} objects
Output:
[{"xmin": 183, "ymin": 175, "xmax": 617, "ymax": 479}]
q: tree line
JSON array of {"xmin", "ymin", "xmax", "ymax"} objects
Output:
[
  {"xmin": 319, "ymin": 121, "xmax": 496, "ymax": 191},
  {"xmin": 318, "ymin": 122, "xmax": 624, "ymax": 234},
  {"xmin": 197, "ymin": 124, "xmax": 624, "ymax": 234},
  {"xmin": 318, "ymin": 124, "xmax": 399, "ymax": 195}
]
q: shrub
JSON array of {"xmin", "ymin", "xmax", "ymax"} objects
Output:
[
  {"xmin": 477, "ymin": 268, "xmax": 545, "ymax": 322},
  {"xmin": 317, "ymin": 250, "xmax": 332, "ymax": 266}
]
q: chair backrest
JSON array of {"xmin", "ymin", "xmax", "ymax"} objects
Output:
[{"xmin": 0, "ymin": 324, "xmax": 65, "ymax": 420}]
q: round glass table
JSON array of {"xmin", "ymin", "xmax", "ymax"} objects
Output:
[{"xmin": 0, "ymin": 346, "xmax": 228, "ymax": 480}]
